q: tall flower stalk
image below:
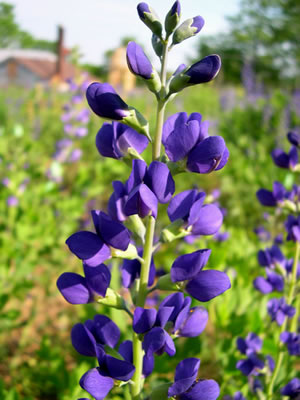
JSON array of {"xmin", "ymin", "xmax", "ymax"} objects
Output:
[{"xmin": 57, "ymin": 2, "xmax": 231, "ymax": 400}]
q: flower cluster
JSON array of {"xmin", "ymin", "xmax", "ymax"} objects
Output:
[{"xmin": 57, "ymin": 2, "xmax": 231, "ymax": 400}]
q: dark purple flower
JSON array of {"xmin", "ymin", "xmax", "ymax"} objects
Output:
[
  {"xmin": 187, "ymin": 136, "xmax": 229, "ymax": 173},
  {"xmin": 271, "ymin": 146, "xmax": 298, "ymax": 170},
  {"xmin": 96, "ymin": 121, "xmax": 148, "ymax": 159},
  {"xmin": 253, "ymin": 270, "xmax": 284, "ymax": 294},
  {"xmin": 143, "ymin": 326, "xmax": 176, "ymax": 356},
  {"xmin": 257, "ymin": 245, "xmax": 285, "ymax": 269},
  {"xmin": 285, "ymin": 215, "xmax": 300, "ymax": 242},
  {"xmin": 57, "ymin": 263, "xmax": 111, "ymax": 304},
  {"xmin": 256, "ymin": 181, "xmax": 286, "ymax": 207},
  {"xmin": 168, "ymin": 358, "xmax": 220, "ymax": 400},
  {"xmin": 287, "ymin": 131, "xmax": 300, "ymax": 147},
  {"xmin": 133, "ymin": 307, "xmax": 157, "ymax": 334},
  {"xmin": 280, "ymin": 332, "xmax": 300, "ymax": 356},
  {"xmin": 267, "ymin": 297, "xmax": 295, "ymax": 325},
  {"xmin": 280, "ymin": 378, "xmax": 300, "ymax": 398},
  {"xmin": 119, "ymin": 340, "xmax": 154, "ymax": 377},
  {"xmin": 86, "ymin": 82, "xmax": 130, "ymax": 120},
  {"xmin": 168, "ymin": 190, "xmax": 223, "ymax": 236},
  {"xmin": 175, "ymin": 306, "xmax": 208, "ymax": 337},
  {"xmin": 185, "ymin": 55, "xmax": 221, "ymax": 84},
  {"xmin": 71, "ymin": 314, "xmax": 120, "ymax": 357},
  {"xmin": 144, "ymin": 161, "xmax": 175, "ymax": 203},
  {"xmin": 236, "ymin": 353, "xmax": 264, "ymax": 376},
  {"xmin": 66, "ymin": 211, "xmax": 130, "ymax": 266},
  {"xmin": 236, "ymin": 333, "xmax": 262, "ymax": 356},
  {"xmin": 108, "ymin": 181, "xmax": 128, "ymax": 222},
  {"xmin": 126, "ymin": 41, "xmax": 153, "ymax": 80},
  {"xmin": 122, "ymin": 250, "xmax": 156, "ymax": 288}
]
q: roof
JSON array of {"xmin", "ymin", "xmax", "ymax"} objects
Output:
[{"xmin": 0, "ymin": 49, "xmax": 76, "ymax": 81}]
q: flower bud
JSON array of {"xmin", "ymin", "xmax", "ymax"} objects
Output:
[
  {"xmin": 172, "ymin": 16, "xmax": 204, "ymax": 45},
  {"xmin": 126, "ymin": 42, "xmax": 161, "ymax": 94},
  {"xmin": 137, "ymin": 3, "xmax": 163, "ymax": 38},
  {"xmin": 86, "ymin": 82, "xmax": 151, "ymax": 140},
  {"xmin": 165, "ymin": 1, "xmax": 181, "ymax": 37},
  {"xmin": 152, "ymin": 34, "xmax": 163, "ymax": 58},
  {"xmin": 169, "ymin": 55, "xmax": 221, "ymax": 94}
]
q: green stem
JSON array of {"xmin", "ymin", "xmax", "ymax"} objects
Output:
[
  {"xmin": 266, "ymin": 240, "xmax": 300, "ymax": 399},
  {"xmin": 131, "ymin": 39, "xmax": 169, "ymax": 400}
]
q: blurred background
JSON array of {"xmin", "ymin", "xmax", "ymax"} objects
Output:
[{"xmin": 0, "ymin": 0, "xmax": 299, "ymax": 399}]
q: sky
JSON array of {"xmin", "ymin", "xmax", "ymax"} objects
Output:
[{"xmin": 10, "ymin": 0, "xmax": 240, "ymax": 69}]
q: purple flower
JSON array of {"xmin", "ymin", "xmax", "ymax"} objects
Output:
[
  {"xmin": 271, "ymin": 146, "xmax": 298, "ymax": 170},
  {"xmin": 122, "ymin": 250, "xmax": 156, "ymax": 288},
  {"xmin": 253, "ymin": 226, "xmax": 271, "ymax": 242},
  {"xmin": 236, "ymin": 353, "xmax": 264, "ymax": 376},
  {"xmin": 119, "ymin": 340, "xmax": 154, "ymax": 377},
  {"xmin": 2, "ymin": 177, "xmax": 10, "ymax": 187},
  {"xmin": 287, "ymin": 131, "xmax": 300, "ymax": 147},
  {"xmin": 122, "ymin": 160, "xmax": 175, "ymax": 219},
  {"xmin": 267, "ymin": 297, "xmax": 295, "ymax": 325},
  {"xmin": 86, "ymin": 82, "xmax": 130, "ymax": 121},
  {"xmin": 280, "ymin": 332, "xmax": 300, "ymax": 356},
  {"xmin": 57, "ymin": 263, "xmax": 111, "ymax": 304},
  {"xmin": 236, "ymin": 333, "xmax": 262, "ymax": 356},
  {"xmin": 96, "ymin": 121, "xmax": 148, "ymax": 159},
  {"xmin": 253, "ymin": 270, "xmax": 284, "ymax": 294},
  {"xmin": 170, "ymin": 249, "xmax": 231, "ymax": 302},
  {"xmin": 256, "ymin": 181, "xmax": 286, "ymax": 207},
  {"xmin": 137, "ymin": 3, "xmax": 162, "ymax": 37},
  {"xmin": 7, "ymin": 196, "xmax": 18, "ymax": 207},
  {"xmin": 126, "ymin": 41, "xmax": 153, "ymax": 79},
  {"xmin": 66, "ymin": 210, "xmax": 130, "ymax": 266},
  {"xmin": 280, "ymin": 378, "xmax": 300, "ymax": 398},
  {"xmin": 162, "ymin": 112, "xmax": 228, "ymax": 173},
  {"xmin": 80, "ymin": 368, "xmax": 114, "ymax": 400},
  {"xmin": 68, "ymin": 149, "xmax": 82, "ymax": 162},
  {"xmin": 172, "ymin": 16, "xmax": 205, "ymax": 45},
  {"xmin": 257, "ymin": 245, "xmax": 285, "ymax": 269},
  {"xmin": 168, "ymin": 189, "xmax": 223, "ymax": 236},
  {"xmin": 285, "ymin": 215, "xmax": 300, "ymax": 242},
  {"xmin": 168, "ymin": 358, "xmax": 220, "ymax": 400}
]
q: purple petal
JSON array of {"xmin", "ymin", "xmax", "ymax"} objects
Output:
[
  {"xmin": 256, "ymin": 189, "xmax": 277, "ymax": 207},
  {"xmin": 93, "ymin": 314, "xmax": 120, "ymax": 348},
  {"xmin": 271, "ymin": 148, "xmax": 289, "ymax": 169},
  {"xmin": 287, "ymin": 131, "xmax": 300, "ymax": 146},
  {"xmin": 179, "ymin": 306, "xmax": 208, "ymax": 337},
  {"xmin": 168, "ymin": 357, "xmax": 200, "ymax": 397},
  {"xmin": 253, "ymin": 276, "xmax": 273, "ymax": 294},
  {"xmin": 191, "ymin": 16, "xmax": 205, "ymax": 33},
  {"xmin": 95, "ymin": 122, "xmax": 121, "ymax": 159},
  {"xmin": 116, "ymin": 123, "xmax": 149, "ymax": 155},
  {"xmin": 185, "ymin": 55, "xmax": 221, "ymax": 85},
  {"xmin": 190, "ymin": 204, "xmax": 223, "ymax": 236},
  {"xmin": 164, "ymin": 120, "xmax": 200, "ymax": 162},
  {"xmin": 143, "ymin": 326, "xmax": 165, "ymax": 355},
  {"xmin": 162, "ymin": 112, "xmax": 188, "ymax": 144},
  {"xmin": 127, "ymin": 41, "xmax": 153, "ymax": 79},
  {"xmin": 80, "ymin": 368, "xmax": 114, "ymax": 400},
  {"xmin": 156, "ymin": 306, "xmax": 174, "ymax": 328},
  {"xmin": 102, "ymin": 354, "xmax": 135, "ymax": 381},
  {"xmin": 137, "ymin": 2, "xmax": 151, "ymax": 19},
  {"xmin": 126, "ymin": 159, "xmax": 147, "ymax": 193},
  {"xmin": 164, "ymin": 330, "xmax": 176, "ymax": 356},
  {"xmin": 125, "ymin": 183, "xmax": 158, "ymax": 218},
  {"xmin": 98, "ymin": 211, "xmax": 130, "ymax": 251},
  {"xmin": 66, "ymin": 231, "xmax": 109, "ymax": 261},
  {"xmin": 119, "ymin": 340, "xmax": 133, "ymax": 363},
  {"xmin": 86, "ymin": 82, "xmax": 129, "ymax": 120},
  {"xmin": 71, "ymin": 323, "xmax": 97, "ymax": 357},
  {"xmin": 159, "ymin": 292, "xmax": 184, "ymax": 322},
  {"xmin": 57, "ymin": 272, "xmax": 92, "ymax": 304},
  {"xmin": 186, "ymin": 270, "xmax": 231, "ymax": 302},
  {"xmin": 83, "ymin": 263, "xmax": 111, "ymax": 298},
  {"xmin": 144, "ymin": 161, "xmax": 175, "ymax": 203},
  {"xmin": 133, "ymin": 307, "xmax": 157, "ymax": 334},
  {"xmin": 143, "ymin": 353, "xmax": 154, "ymax": 377},
  {"xmin": 180, "ymin": 379, "xmax": 220, "ymax": 400},
  {"xmin": 168, "ymin": 189, "xmax": 198, "ymax": 222},
  {"xmin": 171, "ymin": 249, "xmax": 211, "ymax": 282},
  {"xmin": 173, "ymin": 297, "xmax": 191, "ymax": 332},
  {"xmin": 187, "ymin": 136, "xmax": 226, "ymax": 173},
  {"xmin": 187, "ymin": 193, "xmax": 206, "ymax": 226}
]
